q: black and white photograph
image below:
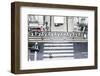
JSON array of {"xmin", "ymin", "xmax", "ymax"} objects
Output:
[
  {"xmin": 28, "ymin": 15, "xmax": 88, "ymax": 61},
  {"xmin": 11, "ymin": 2, "xmax": 97, "ymax": 73}
]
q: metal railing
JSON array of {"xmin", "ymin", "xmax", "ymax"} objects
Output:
[{"xmin": 28, "ymin": 31, "xmax": 88, "ymax": 41}]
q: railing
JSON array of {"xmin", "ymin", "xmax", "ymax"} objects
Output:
[{"xmin": 28, "ymin": 31, "xmax": 88, "ymax": 41}]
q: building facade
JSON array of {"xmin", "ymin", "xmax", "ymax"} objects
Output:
[{"xmin": 28, "ymin": 15, "xmax": 88, "ymax": 61}]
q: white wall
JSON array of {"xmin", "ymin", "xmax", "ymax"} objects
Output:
[{"xmin": 0, "ymin": 0, "xmax": 100, "ymax": 76}]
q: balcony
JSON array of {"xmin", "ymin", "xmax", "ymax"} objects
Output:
[{"xmin": 28, "ymin": 31, "xmax": 88, "ymax": 42}]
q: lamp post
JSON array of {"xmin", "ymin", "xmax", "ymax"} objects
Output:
[
  {"xmin": 30, "ymin": 42, "xmax": 39, "ymax": 61},
  {"xmin": 34, "ymin": 42, "xmax": 39, "ymax": 61}
]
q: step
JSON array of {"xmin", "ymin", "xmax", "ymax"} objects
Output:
[
  {"xmin": 44, "ymin": 43, "xmax": 73, "ymax": 46},
  {"xmin": 43, "ymin": 50, "xmax": 74, "ymax": 53},
  {"xmin": 44, "ymin": 52, "xmax": 74, "ymax": 54},
  {"xmin": 43, "ymin": 57, "xmax": 74, "ymax": 60},
  {"xmin": 43, "ymin": 55, "xmax": 74, "ymax": 58},
  {"xmin": 44, "ymin": 47, "xmax": 73, "ymax": 49},
  {"xmin": 43, "ymin": 53, "xmax": 74, "ymax": 57}
]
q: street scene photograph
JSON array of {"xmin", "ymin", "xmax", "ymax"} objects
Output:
[{"xmin": 27, "ymin": 15, "xmax": 88, "ymax": 61}]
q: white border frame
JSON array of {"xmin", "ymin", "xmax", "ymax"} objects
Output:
[{"xmin": 20, "ymin": 6, "xmax": 95, "ymax": 70}]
